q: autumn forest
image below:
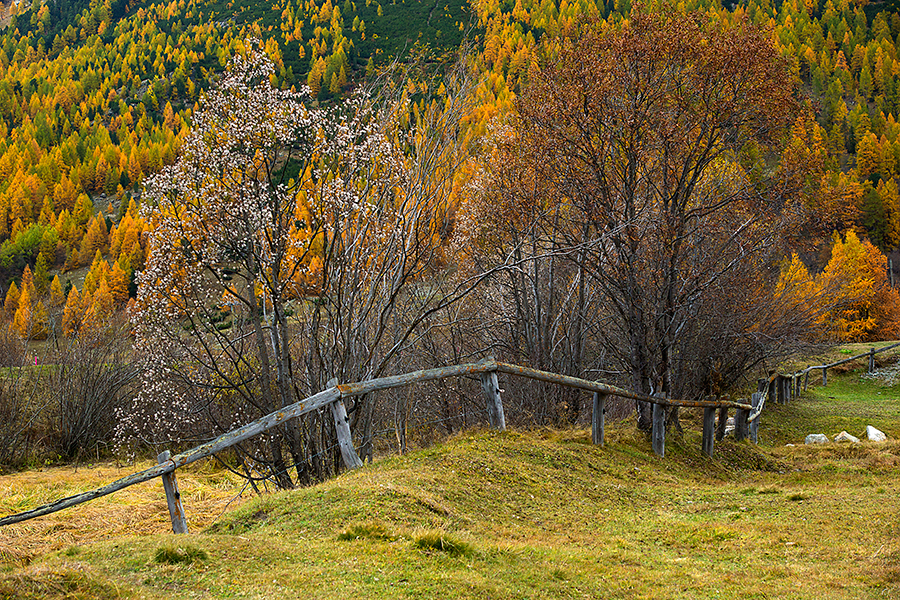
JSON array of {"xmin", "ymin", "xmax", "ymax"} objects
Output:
[{"xmin": 0, "ymin": 0, "xmax": 899, "ymax": 481}]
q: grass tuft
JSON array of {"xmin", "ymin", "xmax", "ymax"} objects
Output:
[
  {"xmin": 412, "ymin": 531, "xmax": 474, "ymax": 557},
  {"xmin": 0, "ymin": 564, "xmax": 126, "ymax": 599},
  {"xmin": 153, "ymin": 544, "xmax": 208, "ymax": 565},
  {"xmin": 0, "ymin": 545, "xmax": 33, "ymax": 566},
  {"xmin": 337, "ymin": 521, "xmax": 395, "ymax": 542}
]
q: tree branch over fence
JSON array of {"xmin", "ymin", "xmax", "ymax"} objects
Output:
[{"xmin": 0, "ymin": 359, "xmax": 756, "ymax": 529}]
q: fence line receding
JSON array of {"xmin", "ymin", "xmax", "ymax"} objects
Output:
[{"xmin": 0, "ymin": 357, "xmax": 758, "ymax": 532}]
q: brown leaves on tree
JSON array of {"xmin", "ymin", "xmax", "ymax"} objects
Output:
[{"xmin": 503, "ymin": 11, "xmax": 805, "ymax": 422}]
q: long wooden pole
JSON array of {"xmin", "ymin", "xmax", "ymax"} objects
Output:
[
  {"xmin": 492, "ymin": 362, "xmax": 752, "ymax": 411},
  {"xmin": 0, "ymin": 387, "xmax": 341, "ymax": 527}
]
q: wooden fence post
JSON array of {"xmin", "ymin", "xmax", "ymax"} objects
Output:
[
  {"xmin": 783, "ymin": 376, "xmax": 791, "ymax": 404},
  {"xmin": 734, "ymin": 403, "xmax": 749, "ymax": 441},
  {"xmin": 804, "ymin": 369, "xmax": 809, "ymax": 392},
  {"xmin": 327, "ymin": 379, "xmax": 363, "ymax": 470},
  {"xmin": 749, "ymin": 392, "xmax": 761, "ymax": 444},
  {"xmin": 480, "ymin": 358, "xmax": 506, "ymax": 431},
  {"xmin": 702, "ymin": 406, "xmax": 716, "ymax": 458},
  {"xmin": 331, "ymin": 400, "xmax": 364, "ymax": 470},
  {"xmin": 592, "ymin": 392, "xmax": 607, "ymax": 446},
  {"xmin": 794, "ymin": 374, "xmax": 801, "ymax": 398},
  {"xmin": 157, "ymin": 450, "xmax": 188, "ymax": 534},
  {"xmin": 651, "ymin": 395, "xmax": 665, "ymax": 457},
  {"xmin": 715, "ymin": 406, "xmax": 728, "ymax": 441},
  {"xmin": 822, "ymin": 367, "xmax": 827, "ymax": 386},
  {"xmin": 869, "ymin": 348, "xmax": 876, "ymax": 373},
  {"xmin": 776, "ymin": 376, "xmax": 785, "ymax": 404}
]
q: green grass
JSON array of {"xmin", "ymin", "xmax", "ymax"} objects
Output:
[
  {"xmin": 411, "ymin": 531, "xmax": 474, "ymax": 557},
  {"xmin": 761, "ymin": 363, "xmax": 900, "ymax": 445},
  {"xmin": 0, "ymin": 359, "xmax": 898, "ymax": 599},
  {"xmin": 153, "ymin": 545, "xmax": 208, "ymax": 565}
]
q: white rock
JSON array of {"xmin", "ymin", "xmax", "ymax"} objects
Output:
[
  {"xmin": 785, "ymin": 443, "xmax": 796, "ymax": 447},
  {"xmin": 805, "ymin": 433, "xmax": 828, "ymax": 444},
  {"xmin": 833, "ymin": 431, "xmax": 860, "ymax": 443},
  {"xmin": 866, "ymin": 426, "xmax": 887, "ymax": 442}
]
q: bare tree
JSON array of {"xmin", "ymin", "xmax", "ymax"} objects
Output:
[
  {"xmin": 0, "ymin": 328, "xmax": 36, "ymax": 469},
  {"xmin": 47, "ymin": 326, "xmax": 137, "ymax": 461},
  {"xmin": 457, "ymin": 131, "xmax": 605, "ymax": 424},
  {"xmin": 496, "ymin": 13, "xmax": 803, "ymax": 427}
]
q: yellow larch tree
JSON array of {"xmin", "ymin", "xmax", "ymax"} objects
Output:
[
  {"xmin": 62, "ymin": 286, "xmax": 83, "ymax": 338},
  {"xmin": 4, "ymin": 281, "xmax": 20, "ymax": 320}
]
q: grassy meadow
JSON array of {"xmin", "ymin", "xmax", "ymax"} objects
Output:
[{"xmin": 0, "ymin": 353, "xmax": 899, "ymax": 599}]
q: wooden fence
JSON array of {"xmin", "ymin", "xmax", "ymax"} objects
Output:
[
  {"xmin": 0, "ymin": 357, "xmax": 756, "ymax": 534},
  {"xmin": 756, "ymin": 342, "xmax": 900, "ymax": 407}
]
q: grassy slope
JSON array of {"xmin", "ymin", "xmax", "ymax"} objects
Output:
[{"xmin": 1, "ymin": 366, "xmax": 899, "ymax": 599}]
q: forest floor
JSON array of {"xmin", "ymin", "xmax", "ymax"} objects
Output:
[{"xmin": 0, "ymin": 353, "xmax": 899, "ymax": 599}]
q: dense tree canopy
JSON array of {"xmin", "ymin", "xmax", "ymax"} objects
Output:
[{"xmin": 482, "ymin": 12, "xmax": 807, "ymax": 427}]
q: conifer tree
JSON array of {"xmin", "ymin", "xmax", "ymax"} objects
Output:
[
  {"xmin": 13, "ymin": 285, "xmax": 32, "ymax": 339},
  {"xmin": 3, "ymin": 281, "xmax": 19, "ymax": 320},
  {"xmin": 33, "ymin": 254, "xmax": 50, "ymax": 296},
  {"xmin": 62, "ymin": 286, "xmax": 82, "ymax": 338},
  {"xmin": 49, "ymin": 274, "xmax": 65, "ymax": 308}
]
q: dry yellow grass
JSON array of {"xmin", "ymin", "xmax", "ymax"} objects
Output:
[{"xmin": 0, "ymin": 458, "xmax": 249, "ymax": 562}]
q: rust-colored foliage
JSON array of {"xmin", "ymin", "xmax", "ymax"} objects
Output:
[
  {"xmin": 507, "ymin": 11, "xmax": 802, "ymax": 419},
  {"xmin": 517, "ymin": 11, "xmax": 797, "ymax": 226}
]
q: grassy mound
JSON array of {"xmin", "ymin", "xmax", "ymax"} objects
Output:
[
  {"xmin": 0, "ymin": 423, "xmax": 896, "ymax": 599},
  {"xmin": 1, "ymin": 355, "xmax": 899, "ymax": 598}
]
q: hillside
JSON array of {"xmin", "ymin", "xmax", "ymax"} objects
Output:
[
  {"xmin": 2, "ymin": 0, "xmax": 900, "ymax": 306},
  {"xmin": 1, "ymin": 391, "xmax": 898, "ymax": 598},
  {"xmin": 0, "ymin": 0, "xmax": 898, "ymax": 365}
]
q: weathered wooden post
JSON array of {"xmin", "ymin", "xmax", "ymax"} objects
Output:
[
  {"xmin": 651, "ymin": 394, "xmax": 665, "ymax": 457},
  {"xmin": 822, "ymin": 367, "xmax": 827, "ymax": 386},
  {"xmin": 157, "ymin": 450, "xmax": 188, "ymax": 534},
  {"xmin": 734, "ymin": 402, "xmax": 749, "ymax": 441},
  {"xmin": 592, "ymin": 392, "xmax": 607, "ymax": 446},
  {"xmin": 749, "ymin": 392, "xmax": 762, "ymax": 444},
  {"xmin": 783, "ymin": 376, "xmax": 791, "ymax": 404},
  {"xmin": 715, "ymin": 406, "xmax": 728, "ymax": 441},
  {"xmin": 776, "ymin": 376, "xmax": 785, "ymax": 404},
  {"xmin": 327, "ymin": 379, "xmax": 363, "ymax": 470},
  {"xmin": 794, "ymin": 374, "xmax": 802, "ymax": 398},
  {"xmin": 803, "ymin": 368, "xmax": 810, "ymax": 392},
  {"xmin": 702, "ymin": 406, "xmax": 716, "ymax": 458},
  {"xmin": 479, "ymin": 358, "xmax": 506, "ymax": 431},
  {"xmin": 869, "ymin": 348, "xmax": 876, "ymax": 373}
]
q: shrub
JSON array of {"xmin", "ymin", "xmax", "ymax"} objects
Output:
[{"xmin": 412, "ymin": 531, "xmax": 473, "ymax": 557}]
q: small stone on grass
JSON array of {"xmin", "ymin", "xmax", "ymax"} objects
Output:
[{"xmin": 866, "ymin": 426, "xmax": 887, "ymax": 442}]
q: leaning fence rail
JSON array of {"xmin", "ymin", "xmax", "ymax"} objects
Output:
[{"xmin": 0, "ymin": 358, "xmax": 755, "ymax": 532}]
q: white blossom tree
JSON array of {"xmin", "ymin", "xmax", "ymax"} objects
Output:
[{"xmin": 120, "ymin": 43, "xmax": 482, "ymax": 486}]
